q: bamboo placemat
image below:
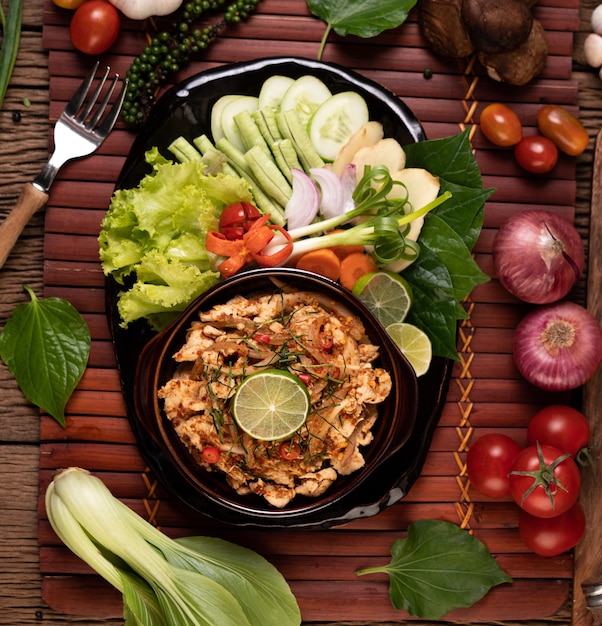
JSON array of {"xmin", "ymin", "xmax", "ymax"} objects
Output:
[{"xmin": 38, "ymin": 0, "xmax": 582, "ymax": 621}]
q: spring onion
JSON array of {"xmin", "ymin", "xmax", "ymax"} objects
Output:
[
  {"xmin": 269, "ymin": 165, "xmax": 451, "ymax": 266},
  {"xmin": 45, "ymin": 467, "xmax": 301, "ymax": 626},
  {"xmin": 0, "ymin": 0, "xmax": 23, "ymax": 111}
]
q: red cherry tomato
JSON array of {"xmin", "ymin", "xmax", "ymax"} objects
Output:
[
  {"xmin": 514, "ymin": 135, "xmax": 558, "ymax": 174},
  {"xmin": 219, "ymin": 201, "xmax": 262, "ymax": 240},
  {"xmin": 279, "ymin": 441, "xmax": 301, "ymax": 461},
  {"xmin": 508, "ymin": 443, "xmax": 581, "ymax": 518},
  {"xmin": 518, "ymin": 501, "xmax": 585, "ymax": 556},
  {"xmin": 480, "ymin": 103, "xmax": 523, "ymax": 147},
  {"xmin": 527, "ymin": 405, "xmax": 590, "ymax": 456},
  {"xmin": 466, "ymin": 433, "xmax": 521, "ymax": 498},
  {"xmin": 537, "ymin": 105, "xmax": 589, "ymax": 156},
  {"xmin": 201, "ymin": 446, "xmax": 220, "ymax": 464},
  {"xmin": 70, "ymin": 1, "xmax": 120, "ymax": 55}
]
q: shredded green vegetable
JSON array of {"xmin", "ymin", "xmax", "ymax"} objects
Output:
[{"xmin": 0, "ymin": 0, "xmax": 23, "ymax": 110}]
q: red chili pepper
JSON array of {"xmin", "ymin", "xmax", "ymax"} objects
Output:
[
  {"xmin": 318, "ymin": 331, "xmax": 334, "ymax": 351},
  {"xmin": 254, "ymin": 332, "xmax": 271, "ymax": 344},
  {"xmin": 297, "ymin": 372, "xmax": 310, "ymax": 386},
  {"xmin": 279, "ymin": 441, "xmax": 301, "ymax": 461},
  {"xmin": 206, "ymin": 214, "xmax": 294, "ymax": 278},
  {"xmin": 201, "ymin": 446, "xmax": 220, "ymax": 464},
  {"xmin": 219, "ymin": 201, "xmax": 262, "ymax": 240}
]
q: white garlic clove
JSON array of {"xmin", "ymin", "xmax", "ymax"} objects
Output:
[
  {"xmin": 592, "ymin": 4, "xmax": 602, "ymax": 35},
  {"xmin": 584, "ymin": 32, "xmax": 602, "ymax": 68},
  {"xmin": 108, "ymin": 0, "xmax": 183, "ymax": 20}
]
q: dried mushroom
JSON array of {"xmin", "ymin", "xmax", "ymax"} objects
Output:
[
  {"xmin": 478, "ymin": 19, "xmax": 548, "ymax": 86},
  {"xmin": 461, "ymin": 0, "xmax": 533, "ymax": 54},
  {"xmin": 417, "ymin": 0, "xmax": 475, "ymax": 58},
  {"xmin": 418, "ymin": 0, "xmax": 548, "ymax": 85}
]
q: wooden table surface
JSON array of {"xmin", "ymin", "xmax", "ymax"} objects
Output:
[{"xmin": 2, "ymin": 1, "xmax": 602, "ymax": 624}]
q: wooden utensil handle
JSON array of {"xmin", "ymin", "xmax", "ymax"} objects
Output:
[{"xmin": 0, "ymin": 182, "xmax": 48, "ymax": 270}]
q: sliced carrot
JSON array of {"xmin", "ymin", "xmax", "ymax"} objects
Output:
[
  {"xmin": 295, "ymin": 248, "xmax": 341, "ymax": 282},
  {"xmin": 325, "ymin": 229, "xmax": 365, "ymax": 260},
  {"xmin": 339, "ymin": 252, "xmax": 378, "ymax": 290}
]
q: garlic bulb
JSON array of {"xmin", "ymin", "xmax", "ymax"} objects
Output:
[
  {"xmin": 585, "ymin": 32, "xmax": 602, "ymax": 68},
  {"xmin": 108, "ymin": 0, "xmax": 183, "ymax": 20},
  {"xmin": 592, "ymin": 4, "xmax": 602, "ymax": 35}
]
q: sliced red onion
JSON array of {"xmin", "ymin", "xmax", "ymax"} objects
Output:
[
  {"xmin": 285, "ymin": 168, "xmax": 320, "ymax": 230},
  {"xmin": 513, "ymin": 301, "xmax": 602, "ymax": 391},
  {"xmin": 493, "ymin": 209, "xmax": 584, "ymax": 304},
  {"xmin": 310, "ymin": 167, "xmax": 344, "ymax": 219},
  {"xmin": 340, "ymin": 164, "xmax": 357, "ymax": 214}
]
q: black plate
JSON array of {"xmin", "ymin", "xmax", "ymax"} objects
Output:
[{"xmin": 107, "ymin": 57, "xmax": 452, "ymax": 528}]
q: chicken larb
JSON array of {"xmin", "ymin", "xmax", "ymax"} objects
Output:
[{"xmin": 158, "ymin": 289, "xmax": 392, "ymax": 508}]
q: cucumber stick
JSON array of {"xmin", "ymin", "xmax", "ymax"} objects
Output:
[
  {"xmin": 245, "ymin": 145, "xmax": 292, "ymax": 207},
  {"xmin": 206, "ymin": 73, "xmax": 371, "ymax": 226},
  {"xmin": 252, "ymin": 107, "xmax": 283, "ymax": 144},
  {"xmin": 277, "ymin": 109, "xmax": 325, "ymax": 171},
  {"xmin": 220, "ymin": 95, "xmax": 259, "ymax": 152},
  {"xmin": 308, "ymin": 91, "xmax": 370, "ymax": 161}
]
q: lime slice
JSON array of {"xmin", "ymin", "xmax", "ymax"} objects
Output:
[
  {"xmin": 232, "ymin": 369, "xmax": 310, "ymax": 441},
  {"xmin": 352, "ymin": 270, "xmax": 413, "ymax": 328},
  {"xmin": 386, "ymin": 322, "xmax": 432, "ymax": 377}
]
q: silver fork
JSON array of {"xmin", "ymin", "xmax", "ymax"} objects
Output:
[{"xmin": 0, "ymin": 62, "xmax": 127, "ymax": 269}]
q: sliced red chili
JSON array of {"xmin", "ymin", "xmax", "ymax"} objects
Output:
[
  {"xmin": 318, "ymin": 331, "xmax": 334, "ymax": 351},
  {"xmin": 201, "ymin": 446, "xmax": 220, "ymax": 464},
  {"xmin": 297, "ymin": 372, "xmax": 310, "ymax": 386},
  {"xmin": 206, "ymin": 214, "xmax": 294, "ymax": 278},
  {"xmin": 279, "ymin": 441, "xmax": 301, "ymax": 461}
]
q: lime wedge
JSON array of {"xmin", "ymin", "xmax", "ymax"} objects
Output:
[
  {"xmin": 386, "ymin": 322, "xmax": 432, "ymax": 377},
  {"xmin": 232, "ymin": 369, "xmax": 310, "ymax": 441},
  {"xmin": 352, "ymin": 270, "xmax": 413, "ymax": 328}
]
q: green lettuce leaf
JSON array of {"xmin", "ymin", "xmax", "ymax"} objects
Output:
[{"xmin": 99, "ymin": 148, "xmax": 253, "ymax": 330}]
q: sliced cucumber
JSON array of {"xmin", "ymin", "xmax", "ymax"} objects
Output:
[
  {"xmin": 220, "ymin": 95, "xmax": 259, "ymax": 152},
  {"xmin": 308, "ymin": 91, "xmax": 369, "ymax": 161},
  {"xmin": 210, "ymin": 95, "xmax": 242, "ymax": 143},
  {"xmin": 280, "ymin": 75, "xmax": 332, "ymax": 128},
  {"xmin": 258, "ymin": 75, "xmax": 295, "ymax": 110}
]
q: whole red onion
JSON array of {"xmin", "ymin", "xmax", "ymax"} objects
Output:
[
  {"xmin": 493, "ymin": 210, "xmax": 584, "ymax": 304},
  {"xmin": 513, "ymin": 301, "xmax": 602, "ymax": 391}
]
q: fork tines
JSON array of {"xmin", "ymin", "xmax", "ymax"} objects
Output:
[{"xmin": 66, "ymin": 62, "xmax": 128, "ymax": 136}]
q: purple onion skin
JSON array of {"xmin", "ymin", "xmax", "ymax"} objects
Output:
[
  {"xmin": 493, "ymin": 210, "xmax": 584, "ymax": 304},
  {"xmin": 513, "ymin": 301, "xmax": 602, "ymax": 391}
]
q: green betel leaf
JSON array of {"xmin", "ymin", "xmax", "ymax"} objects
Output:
[
  {"xmin": 307, "ymin": 0, "xmax": 417, "ymax": 59},
  {"xmin": 0, "ymin": 286, "xmax": 91, "ymax": 426},
  {"xmin": 356, "ymin": 520, "xmax": 512, "ymax": 620}
]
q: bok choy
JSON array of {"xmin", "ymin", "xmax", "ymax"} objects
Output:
[{"xmin": 45, "ymin": 467, "xmax": 301, "ymax": 626}]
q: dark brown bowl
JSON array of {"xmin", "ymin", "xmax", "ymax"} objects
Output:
[{"xmin": 133, "ymin": 268, "xmax": 419, "ymax": 526}]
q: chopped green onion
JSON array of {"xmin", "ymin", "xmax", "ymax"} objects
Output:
[{"xmin": 0, "ymin": 0, "xmax": 23, "ymax": 111}]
